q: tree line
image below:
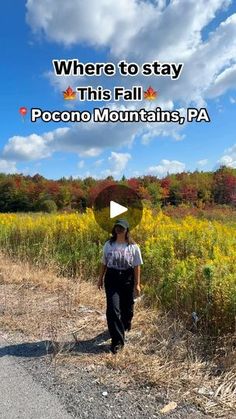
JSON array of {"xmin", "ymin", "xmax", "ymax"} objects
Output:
[{"xmin": 0, "ymin": 165, "xmax": 235, "ymax": 213}]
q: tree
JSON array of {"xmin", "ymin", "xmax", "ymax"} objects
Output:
[
  {"xmin": 38, "ymin": 199, "xmax": 57, "ymax": 213},
  {"xmin": 10, "ymin": 192, "xmax": 32, "ymax": 212},
  {"xmin": 0, "ymin": 180, "xmax": 17, "ymax": 212},
  {"xmin": 213, "ymin": 166, "xmax": 236, "ymax": 205},
  {"xmin": 168, "ymin": 177, "xmax": 182, "ymax": 205},
  {"xmin": 160, "ymin": 178, "xmax": 170, "ymax": 205},
  {"xmin": 147, "ymin": 183, "xmax": 162, "ymax": 206},
  {"xmin": 57, "ymin": 186, "xmax": 72, "ymax": 209},
  {"xmin": 127, "ymin": 178, "xmax": 140, "ymax": 191}
]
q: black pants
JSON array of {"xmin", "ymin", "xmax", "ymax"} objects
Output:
[{"xmin": 104, "ymin": 267, "xmax": 135, "ymax": 347}]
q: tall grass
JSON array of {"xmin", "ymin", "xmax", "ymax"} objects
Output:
[{"xmin": 0, "ymin": 208, "xmax": 235, "ymax": 334}]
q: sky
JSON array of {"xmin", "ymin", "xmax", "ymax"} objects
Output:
[{"xmin": 0, "ymin": 0, "xmax": 236, "ymax": 180}]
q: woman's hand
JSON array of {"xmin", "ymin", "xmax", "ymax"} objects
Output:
[
  {"xmin": 134, "ymin": 284, "xmax": 141, "ymax": 298},
  {"xmin": 97, "ymin": 264, "xmax": 107, "ymax": 290},
  {"xmin": 97, "ymin": 277, "xmax": 104, "ymax": 290}
]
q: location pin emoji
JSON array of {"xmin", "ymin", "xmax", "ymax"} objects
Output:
[{"xmin": 19, "ymin": 107, "xmax": 27, "ymax": 122}]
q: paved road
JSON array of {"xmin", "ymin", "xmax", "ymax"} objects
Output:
[{"xmin": 0, "ymin": 335, "xmax": 73, "ymax": 419}]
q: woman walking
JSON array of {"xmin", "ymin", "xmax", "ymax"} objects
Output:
[{"xmin": 97, "ymin": 219, "xmax": 143, "ymax": 354}]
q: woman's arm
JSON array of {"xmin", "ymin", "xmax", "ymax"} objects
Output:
[
  {"xmin": 134, "ymin": 265, "xmax": 141, "ymax": 297},
  {"xmin": 97, "ymin": 263, "xmax": 107, "ymax": 289},
  {"xmin": 133, "ymin": 243, "xmax": 143, "ymax": 297}
]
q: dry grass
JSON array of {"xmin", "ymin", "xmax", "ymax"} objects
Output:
[{"xmin": 0, "ymin": 252, "xmax": 235, "ymax": 418}]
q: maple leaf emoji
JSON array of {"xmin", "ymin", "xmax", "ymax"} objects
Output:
[
  {"xmin": 144, "ymin": 86, "xmax": 158, "ymax": 100},
  {"xmin": 63, "ymin": 86, "xmax": 76, "ymax": 100}
]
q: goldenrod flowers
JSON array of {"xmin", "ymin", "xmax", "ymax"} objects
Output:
[{"xmin": 0, "ymin": 208, "xmax": 235, "ymax": 333}]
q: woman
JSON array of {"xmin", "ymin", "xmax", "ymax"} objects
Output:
[{"xmin": 97, "ymin": 218, "xmax": 143, "ymax": 354}]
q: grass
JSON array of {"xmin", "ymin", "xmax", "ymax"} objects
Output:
[
  {"xmin": 0, "ymin": 252, "xmax": 235, "ymax": 417},
  {"xmin": 0, "ymin": 208, "xmax": 236, "ymax": 334}
]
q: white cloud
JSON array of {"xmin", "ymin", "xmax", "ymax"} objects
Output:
[
  {"xmin": 4, "ymin": 92, "xmax": 191, "ymax": 162},
  {"xmin": 24, "ymin": 1, "xmax": 236, "ymax": 152},
  {"xmin": 2, "ymin": 129, "xmax": 68, "ymax": 161},
  {"xmin": 2, "ymin": 112, "xmax": 187, "ymax": 163},
  {"xmin": 0, "ymin": 160, "xmax": 18, "ymax": 174},
  {"xmin": 206, "ymin": 64, "xmax": 236, "ymax": 98},
  {"xmin": 109, "ymin": 151, "xmax": 131, "ymax": 171},
  {"xmin": 230, "ymin": 96, "xmax": 236, "ymax": 104},
  {"xmin": 26, "ymin": 0, "xmax": 236, "ymax": 106},
  {"xmin": 1, "ymin": 120, "xmax": 138, "ymax": 162},
  {"xmin": 45, "ymin": 71, "xmax": 86, "ymax": 109},
  {"xmin": 141, "ymin": 112, "xmax": 186, "ymax": 144},
  {"xmin": 26, "ymin": 0, "xmax": 155, "ymax": 50},
  {"xmin": 197, "ymin": 159, "xmax": 208, "ymax": 166},
  {"xmin": 26, "ymin": 0, "xmax": 231, "ymax": 60},
  {"xmin": 46, "ymin": 71, "xmax": 79, "ymax": 92},
  {"xmin": 2, "ymin": 97, "xmax": 187, "ymax": 161},
  {"xmin": 58, "ymin": 121, "xmax": 138, "ymax": 156},
  {"xmin": 1, "ymin": 1, "xmax": 232, "ymax": 169},
  {"xmin": 103, "ymin": 151, "xmax": 131, "ymax": 177},
  {"xmin": 147, "ymin": 159, "xmax": 186, "ymax": 176},
  {"xmin": 218, "ymin": 144, "xmax": 236, "ymax": 168}
]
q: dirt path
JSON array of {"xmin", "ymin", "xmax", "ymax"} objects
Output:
[
  {"xmin": 0, "ymin": 253, "xmax": 235, "ymax": 418},
  {"xmin": 0, "ymin": 329, "xmax": 209, "ymax": 419}
]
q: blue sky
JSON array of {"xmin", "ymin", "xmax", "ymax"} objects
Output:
[{"xmin": 0, "ymin": 0, "xmax": 236, "ymax": 180}]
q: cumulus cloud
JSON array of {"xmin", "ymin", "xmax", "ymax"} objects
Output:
[
  {"xmin": 3, "ymin": 1, "xmax": 234, "ymax": 167},
  {"xmin": 46, "ymin": 71, "xmax": 80, "ymax": 92},
  {"xmin": 26, "ymin": 0, "xmax": 155, "ymax": 50},
  {"xmin": 2, "ymin": 129, "xmax": 68, "ymax": 161},
  {"xmin": 27, "ymin": 0, "xmax": 236, "ymax": 107},
  {"xmin": 1, "ymin": 121, "xmax": 137, "ymax": 162},
  {"xmin": 141, "ymin": 107, "xmax": 187, "ymax": 144},
  {"xmin": 4, "ymin": 116, "xmax": 188, "ymax": 163},
  {"xmin": 217, "ymin": 144, "xmax": 236, "ymax": 168},
  {"xmin": 3, "ymin": 104, "xmax": 189, "ymax": 163},
  {"xmin": 206, "ymin": 64, "xmax": 236, "ymax": 98},
  {"xmin": 26, "ymin": 0, "xmax": 230, "ymax": 59},
  {"xmin": 102, "ymin": 151, "xmax": 131, "ymax": 177},
  {"xmin": 0, "ymin": 159, "xmax": 18, "ymax": 174},
  {"xmin": 147, "ymin": 159, "xmax": 186, "ymax": 176},
  {"xmin": 54, "ymin": 121, "xmax": 138, "ymax": 157}
]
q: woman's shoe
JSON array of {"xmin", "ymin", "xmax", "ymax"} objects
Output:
[
  {"xmin": 124, "ymin": 325, "xmax": 131, "ymax": 332},
  {"xmin": 110, "ymin": 342, "xmax": 124, "ymax": 354}
]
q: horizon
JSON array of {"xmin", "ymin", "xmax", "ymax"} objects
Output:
[{"xmin": 0, "ymin": 163, "xmax": 233, "ymax": 182}]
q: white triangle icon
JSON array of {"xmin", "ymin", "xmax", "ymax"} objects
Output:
[{"xmin": 110, "ymin": 201, "xmax": 128, "ymax": 218}]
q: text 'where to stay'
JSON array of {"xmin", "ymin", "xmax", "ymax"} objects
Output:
[{"xmin": 52, "ymin": 59, "xmax": 184, "ymax": 80}]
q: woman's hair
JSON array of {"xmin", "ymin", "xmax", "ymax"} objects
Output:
[{"xmin": 108, "ymin": 226, "xmax": 136, "ymax": 245}]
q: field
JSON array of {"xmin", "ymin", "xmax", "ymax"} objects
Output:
[{"xmin": 0, "ymin": 207, "xmax": 236, "ymax": 335}]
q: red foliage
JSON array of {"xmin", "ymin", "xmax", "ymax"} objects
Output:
[{"xmin": 127, "ymin": 178, "xmax": 141, "ymax": 191}]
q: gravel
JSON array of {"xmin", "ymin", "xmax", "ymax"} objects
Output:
[{"xmin": 0, "ymin": 330, "xmax": 212, "ymax": 419}]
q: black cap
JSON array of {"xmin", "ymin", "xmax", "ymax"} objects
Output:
[{"xmin": 114, "ymin": 219, "xmax": 129, "ymax": 229}]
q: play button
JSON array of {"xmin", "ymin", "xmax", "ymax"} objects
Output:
[
  {"xmin": 92, "ymin": 184, "xmax": 143, "ymax": 233},
  {"xmin": 110, "ymin": 201, "xmax": 128, "ymax": 218}
]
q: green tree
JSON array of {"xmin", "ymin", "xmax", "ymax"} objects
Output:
[
  {"xmin": 147, "ymin": 183, "xmax": 162, "ymax": 206},
  {"xmin": 38, "ymin": 199, "xmax": 57, "ymax": 213},
  {"xmin": 0, "ymin": 180, "xmax": 17, "ymax": 212},
  {"xmin": 57, "ymin": 186, "xmax": 72, "ymax": 209}
]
